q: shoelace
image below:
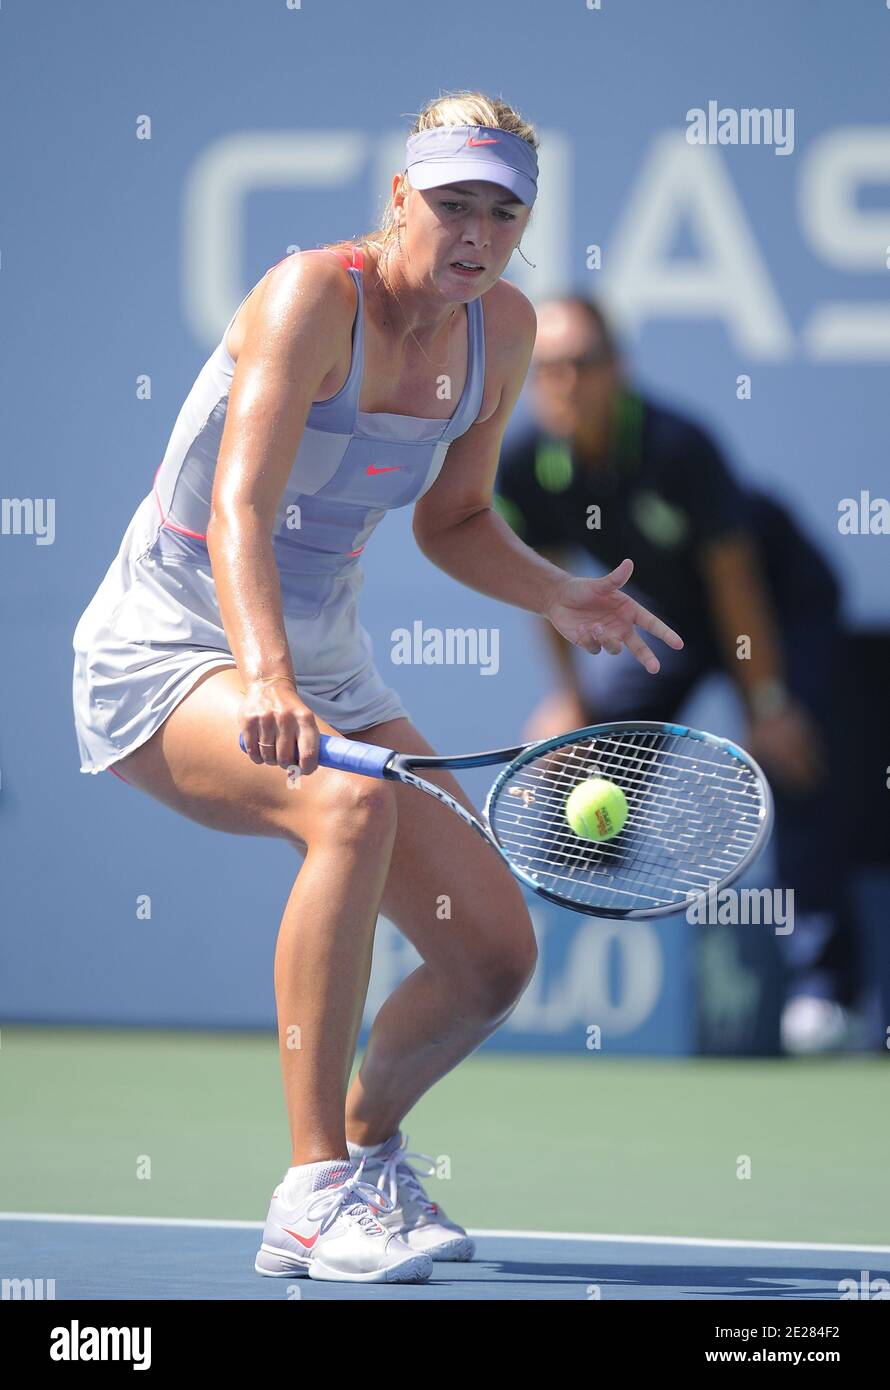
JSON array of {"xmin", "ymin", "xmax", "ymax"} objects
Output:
[
  {"xmin": 372, "ymin": 1134, "xmax": 439, "ymax": 1213},
  {"xmin": 304, "ymin": 1161, "xmax": 396, "ymax": 1237}
]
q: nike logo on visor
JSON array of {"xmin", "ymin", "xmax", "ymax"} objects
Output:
[
  {"xmin": 366, "ymin": 464, "xmax": 402, "ymax": 474},
  {"xmin": 467, "ymin": 137, "xmax": 499, "ymax": 146}
]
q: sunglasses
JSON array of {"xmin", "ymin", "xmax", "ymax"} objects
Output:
[{"xmin": 532, "ymin": 348, "xmax": 615, "ymax": 374}]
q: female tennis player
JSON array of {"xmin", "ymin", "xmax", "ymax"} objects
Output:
[{"xmin": 72, "ymin": 91, "xmax": 683, "ymax": 1284}]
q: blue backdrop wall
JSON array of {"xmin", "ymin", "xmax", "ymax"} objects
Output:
[{"xmin": 1, "ymin": 0, "xmax": 887, "ymax": 1051}]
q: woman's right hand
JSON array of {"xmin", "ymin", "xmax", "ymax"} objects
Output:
[{"xmin": 239, "ymin": 675, "xmax": 321, "ymax": 773}]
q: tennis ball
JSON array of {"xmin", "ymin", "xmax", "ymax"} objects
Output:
[{"xmin": 565, "ymin": 778, "xmax": 628, "ymax": 841}]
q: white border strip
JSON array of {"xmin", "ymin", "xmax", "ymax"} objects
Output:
[
  {"xmin": 470, "ymin": 1228, "xmax": 890, "ymax": 1253},
  {"xmin": 2, "ymin": 1213, "xmax": 889, "ymax": 1254},
  {"xmin": 0, "ymin": 1213, "xmax": 260, "ymax": 1230}
]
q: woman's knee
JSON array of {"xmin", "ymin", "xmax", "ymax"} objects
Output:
[
  {"xmin": 457, "ymin": 899, "xmax": 539, "ymax": 1021},
  {"xmin": 285, "ymin": 771, "xmax": 398, "ymax": 851}
]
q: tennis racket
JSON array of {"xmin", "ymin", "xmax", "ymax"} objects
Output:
[{"xmin": 239, "ymin": 720, "xmax": 773, "ymax": 920}]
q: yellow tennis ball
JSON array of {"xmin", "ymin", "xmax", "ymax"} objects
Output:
[{"xmin": 565, "ymin": 778, "xmax": 628, "ymax": 841}]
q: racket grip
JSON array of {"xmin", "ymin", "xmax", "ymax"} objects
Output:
[{"xmin": 238, "ymin": 731, "xmax": 393, "ymax": 778}]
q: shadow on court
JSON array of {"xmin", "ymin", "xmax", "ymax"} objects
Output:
[{"xmin": 2, "ymin": 1219, "xmax": 887, "ymax": 1300}]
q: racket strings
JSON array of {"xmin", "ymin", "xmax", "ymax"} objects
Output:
[
  {"xmin": 489, "ymin": 730, "xmax": 766, "ymax": 912},
  {"xmin": 508, "ymin": 766, "xmax": 760, "ymax": 825},
  {"xmin": 499, "ymin": 810, "xmax": 759, "ymax": 868},
  {"xmin": 521, "ymin": 737, "xmax": 762, "ymax": 794},
  {"xmin": 507, "ymin": 737, "xmax": 760, "ymax": 834}
]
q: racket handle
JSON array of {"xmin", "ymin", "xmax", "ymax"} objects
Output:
[{"xmin": 238, "ymin": 731, "xmax": 393, "ymax": 778}]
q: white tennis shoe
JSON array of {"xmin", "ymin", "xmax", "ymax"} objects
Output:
[
  {"xmin": 352, "ymin": 1132, "xmax": 475, "ymax": 1261},
  {"xmin": 255, "ymin": 1157, "xmax": 433, "ymax": 1283},
  {"xmin": 780, "ymin": 996, "xmax": 859, "ymax": 1055}
]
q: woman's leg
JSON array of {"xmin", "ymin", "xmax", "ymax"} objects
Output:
[
  {"xmin": 114, "ymin": 666, "xmax": 398, "ymax": 1166},
  {"xmin": 340, "ymin": 716, "xmax": 539, "ymax": 1149}
]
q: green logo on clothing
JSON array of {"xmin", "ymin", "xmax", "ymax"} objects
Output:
[
  {"xmin": 629, "ymin": 490, "xmax": 690, "ymax": 547},
  {"xmin": 534, "ymin": 442, "xmax": 574, "ymax": 494}
]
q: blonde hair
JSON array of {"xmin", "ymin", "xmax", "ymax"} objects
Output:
[{"xmin": 320, "ymin": 90, "xmax": 538, "ymax": 279}]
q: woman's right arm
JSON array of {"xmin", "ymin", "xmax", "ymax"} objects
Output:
[{"xmin": 205, "ymin": 253, "xmax": 355, "ymax": 774}]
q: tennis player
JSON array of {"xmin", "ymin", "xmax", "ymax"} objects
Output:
[{"xmin": 72, "ymin": 91, "xmax": 683, "ymax": 1284}]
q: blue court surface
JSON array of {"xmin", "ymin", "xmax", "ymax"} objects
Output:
[{"xmin": 3, "ymin": 1216, "xmax": 888, "ymax": 1300}]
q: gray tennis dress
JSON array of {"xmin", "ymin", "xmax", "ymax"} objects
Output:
[{"xmin": 72, "ymin": 246, "xmax": 486, "ymax": 773}]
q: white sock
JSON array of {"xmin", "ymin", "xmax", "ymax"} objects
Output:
[
  {"xmin": 279, "ymin": 1156, "xmax": 355, "ymax": 1207},
  {"xmin": 347, "ymin": 1129, "xmax": 401, "ymax": 1159}
]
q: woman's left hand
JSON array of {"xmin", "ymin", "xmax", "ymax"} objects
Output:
[{"xmin": 546, "ymin": 558, "xmax": 685, "ymax": 674}]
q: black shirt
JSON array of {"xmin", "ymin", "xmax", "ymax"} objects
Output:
[{"xmin": 495, "ymin": 391, "xmax": 836, "ymax": 649}]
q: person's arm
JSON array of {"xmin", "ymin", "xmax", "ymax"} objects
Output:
[
  {"xmin": 206, "ymin": 252, "xmax": 354, "ymax": 769},
  {"xmin": 698, "ymin": 530, "xmax": 823, "ymax": 789},
  {"xmin": 413, "ymin": 286, "xmax": 565, "ymax": 618},
  {"xmin": 518, "ymin": 545, "xmax": 598, "ymax": 741},
  {"xmin": 415, "ymin": 289, "xmax": 682, "ymax": 677},
  {"xmin": 671, "ymin": 418, "xmax": 792, "ymax": 719},
  {"xmin": 698, "ymin": 531, "xmax": 791, "ymax": 716},
  {"xmin": 698, "ymin": 530, "xmax": 826, "ymax": 789},
  {"xmin": 534, "ymin": 546, "xmax": 587, "ymax": 700}
]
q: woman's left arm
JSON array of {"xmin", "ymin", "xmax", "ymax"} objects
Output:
[
  {"xmin": 412, "ymin": 285, "xmax": 685, "ymax": 674},
  {"xmin": 412, "ymin": 285, "xmax": 559, "ymax": 610}
]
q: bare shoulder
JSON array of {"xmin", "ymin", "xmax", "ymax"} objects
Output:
[
  {"xmin": 255, "ymin": 250, "xmax": 356, "ymax": 333},
  {"xmin": 230, "ymin": 250, "xmax": 356, "ymax": 363},
  {"xmin": 473, "ymin": 277, "xmax": 536, "ymax": 421},
  {"xmin": 482, "ymin": 275, "xmax": 537, "ymax": 353}
]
